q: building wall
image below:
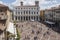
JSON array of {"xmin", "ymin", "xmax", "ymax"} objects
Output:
[
  {"xmin": 5, "ymin": 8, "xmax": 11, "ymax": 40},
  {"xmin": 40, "ymin": 10, "xmax": 45, "ymax": 21},
  {"xmin": 53, "ymin": 9, "xmax": 60, "ymax": 21},
  {"xmin": 12, "ymin": 1, "xmax": 40, "ymax": 22},
  {"xmin": 0, "ymin": 4, "xmax": 11, "ymax": 40},
  {"xmin": 44, "ymin": 7, "xmax": 60, "ymax": 22},
  {"xmin": 6, "ymin": 9, "xmax": 11, "ymax": 27},
  {"xmin": 12, "ymin": 6, "xmax": 40, "ymax": 22},
  {"xmin": 45, "ymin": 10, "xmax": 53, "ymax": 21}
]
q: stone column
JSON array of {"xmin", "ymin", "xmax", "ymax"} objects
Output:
[
  {"xmin": 36, "ymin": 16, "xmax": 38, "ymax": 21},
  {"xmin": 15, "ymin": 17, "xmax": 17, "ymax": 20},
  {"xmin": 25, "ymin": 16, "xmax": 26, "ymax": 21},
  {"xmin": 23, "ymin": 16, "xmax": 24, "ymax": 21},
  {"xmin": 17, "ymin": 16, "xmax": 19, "ymax": 21},
  {"xmin": 36, "ymin": 16, "xmax": 37, "ymax": 21},
  {"xmin": 34, "ymin": 16, "xmax": 35, "ymax": 20},
  {"xmin": 38, "ymin": 16, "xmax": 39, "ymax": 21},
  {"xmin": 28, "ymin": 16, "xmax": 29, "ymax": 21},
  {"xmin": 30, "ymin": 16, "xmax": 31, "ymax": 21},
  {"xmin": 35, "ymin": 16, "xmax": 36, "ymax": 20},
  {"xmin": 33, "ymin": 16, "xmax": 34, "ymax": 20},
  {"xmin": 20, "ymin": 16, "xmax": 21, "ymax": 21},
  {"xmin": 29, "ymin": 16, "xmax": 30, "ymax": 21},
  {"xmin": 20, "ymin": 16, "xmax": 22, "ymax": 21},
  {"xmin": 22, "ymin": 16, "xmax": 23, "ymax": 21},
  {"xmin": 24, "ymin": 16, "xmax": 25, "ymax": 21},
  {"xmin": 25, "ymin": 11, "xmax": 26, "ymax": 21},
  {"xmin": 39, "ymin": 16, "xmax": 40, "ymax": 21},
  {"xmin": 22, "ymin": 16, "xmax": 24, "ymax": 21}
]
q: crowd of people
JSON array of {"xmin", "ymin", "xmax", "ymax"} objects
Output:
[{"xmin": 16, "ymin": 21, "xmax": 60, "ymax": 40}]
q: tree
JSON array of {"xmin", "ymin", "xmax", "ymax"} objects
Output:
[
  {"xmin": 16, "ymin": 27, "xmax": 20, "ymax": 40},
  {"xmin": 14, "ymin": 21, "xmax": 20, "ymax": 40}
]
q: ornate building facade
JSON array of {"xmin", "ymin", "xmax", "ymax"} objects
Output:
[{"xmin": 12, "ymin": 1, "xmax": 40, "ymax": 22}]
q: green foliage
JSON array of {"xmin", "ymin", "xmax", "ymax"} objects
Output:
[
  {"xmin": 14, "ymin": 21, "xmax": 20, "ymax": 40},
  {"xmin": 7, "ymin": 32, "xmax": 15, "ymax": 37},
  {"xmin": 16, "ymin": 27, "xmax": 20, "ymax": 40}
]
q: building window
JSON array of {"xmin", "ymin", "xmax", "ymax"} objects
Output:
[
  {"xmin": 21, "ymin": 16, "xmax": 22, "ymax": 20},
  {"xmin": 16, "ymin": 8, "xmax": 17, "ymax": 10},
  {"xmin": 26, "ymin": 11, "xmax": 28, "ymax": 14},
  {"xmin": 37, "ymin": 12, "xmax": 38, "ymax": 14},
  {"xmin": 32, "ymin": 12, "xmax": 33, "ymax": 14},
  {"xmin": 34, "ymin": 12, "xmax": 35, "ymax": 14},
  {"xmin": 16, "ymin": 11, "xmax": 17, "ymax": 15},
  {"xmin": 15, "ymin": 16, "xmax": 17, "ymax": 20},
  {"xmin": 29, "ymin": 8, "xmax": 30, "ymax": 9},
  {"xmin": 1, "ymin": 14, "xmax": 3, "ymax": 15},
  {"xmin": 2, "ymin": 38, "xmax": 5, "ymax": 40},
  {"xmin": 56, "ymin": 11, "xmax": 60, "ymax": 13},
  {"xmin": 26, "ymin": 16, "xmax": 28, "ymax": 20},
  {"xmin": 18, "ymin": 12, "xmax": 20, "ymax": 14},
  {"xmin": 31, "ymin": 8, "xmax": 33, "ymax": 10},
  {"xmin": 18, "ymin": 8, "xmax": 20, "ymax": 10},
  {"xmin": 24, "ymin": 8, "xmax": 25, "ymax": 9},
  {"xmin": 24, "ymin": 16, "xmax": 25, "ymax": 20},
  {"xmin": 21, "ymin": 12, "xmax": 22, "ymax": 14},
  {"xmin": 21, "ymin": 8, "xmax": 22, "ymax": 9},
  {"xmin": 29, "ymin": 16, "xmax": 30, "ymax": 20},
  {"xmin": 0, "ymin": 10, "xmax": 2, "ymax": 12},
  {"xmin": 12, "ymin": 15, "xmax": 14, "ymax": 20},
  {"xmin": 18, "ymin": 16, "xmax": 20, "ymax": 20},
  {"xmin": 37, "ymin": 8, "xmax": 38, "ymax": 10},
  {"xmin": 24, "ymin": 11, "xmax": 25, "ymax": 14},
  {"xmin": 29, "ymin": 11, "xmax": 30, "ymax": 14},
  {"xmin": 31, "ymin": 16, "xmax": 33, "ymax": 19},
  {"xmin": 3, "ymin": 24, "xmax": 5, "ymax": 26},
  {"xmin": 34, "ymin": 8, "xmax": 36, "ymax": 10},
  {"xmin": 37, "ymin": 16, "xmax": 38, "ymax": 20},
  {"xmin": 34, "ymin": 16, "xmax": 35, "ymax": 20}
]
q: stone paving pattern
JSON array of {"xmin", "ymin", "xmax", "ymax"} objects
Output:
[{"xmin": 16, "ymin": 21, "xmax": 60, "ymax": 40}]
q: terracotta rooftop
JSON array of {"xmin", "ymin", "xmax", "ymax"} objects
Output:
[{"xmin": 0, "ymin": 4, "xmax": 8, "ymax": 7}]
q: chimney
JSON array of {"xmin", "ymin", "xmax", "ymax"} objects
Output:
[
  {"xmin": 20, "ymin": 1, "xmax": 23, "ymax": 6},
  {"xmin": 35, "ymin": 1, "xmax": 39, "ymax": 6}
]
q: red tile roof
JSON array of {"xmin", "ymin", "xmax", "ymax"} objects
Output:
[{"xmin": 0, "ymin": 4, "xmax": 8, "ymax": 7}]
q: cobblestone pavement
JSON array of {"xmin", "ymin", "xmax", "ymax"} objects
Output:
[{"xmin": 17, "ymin": 21, "xmax": 60, "ymax": 40}]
